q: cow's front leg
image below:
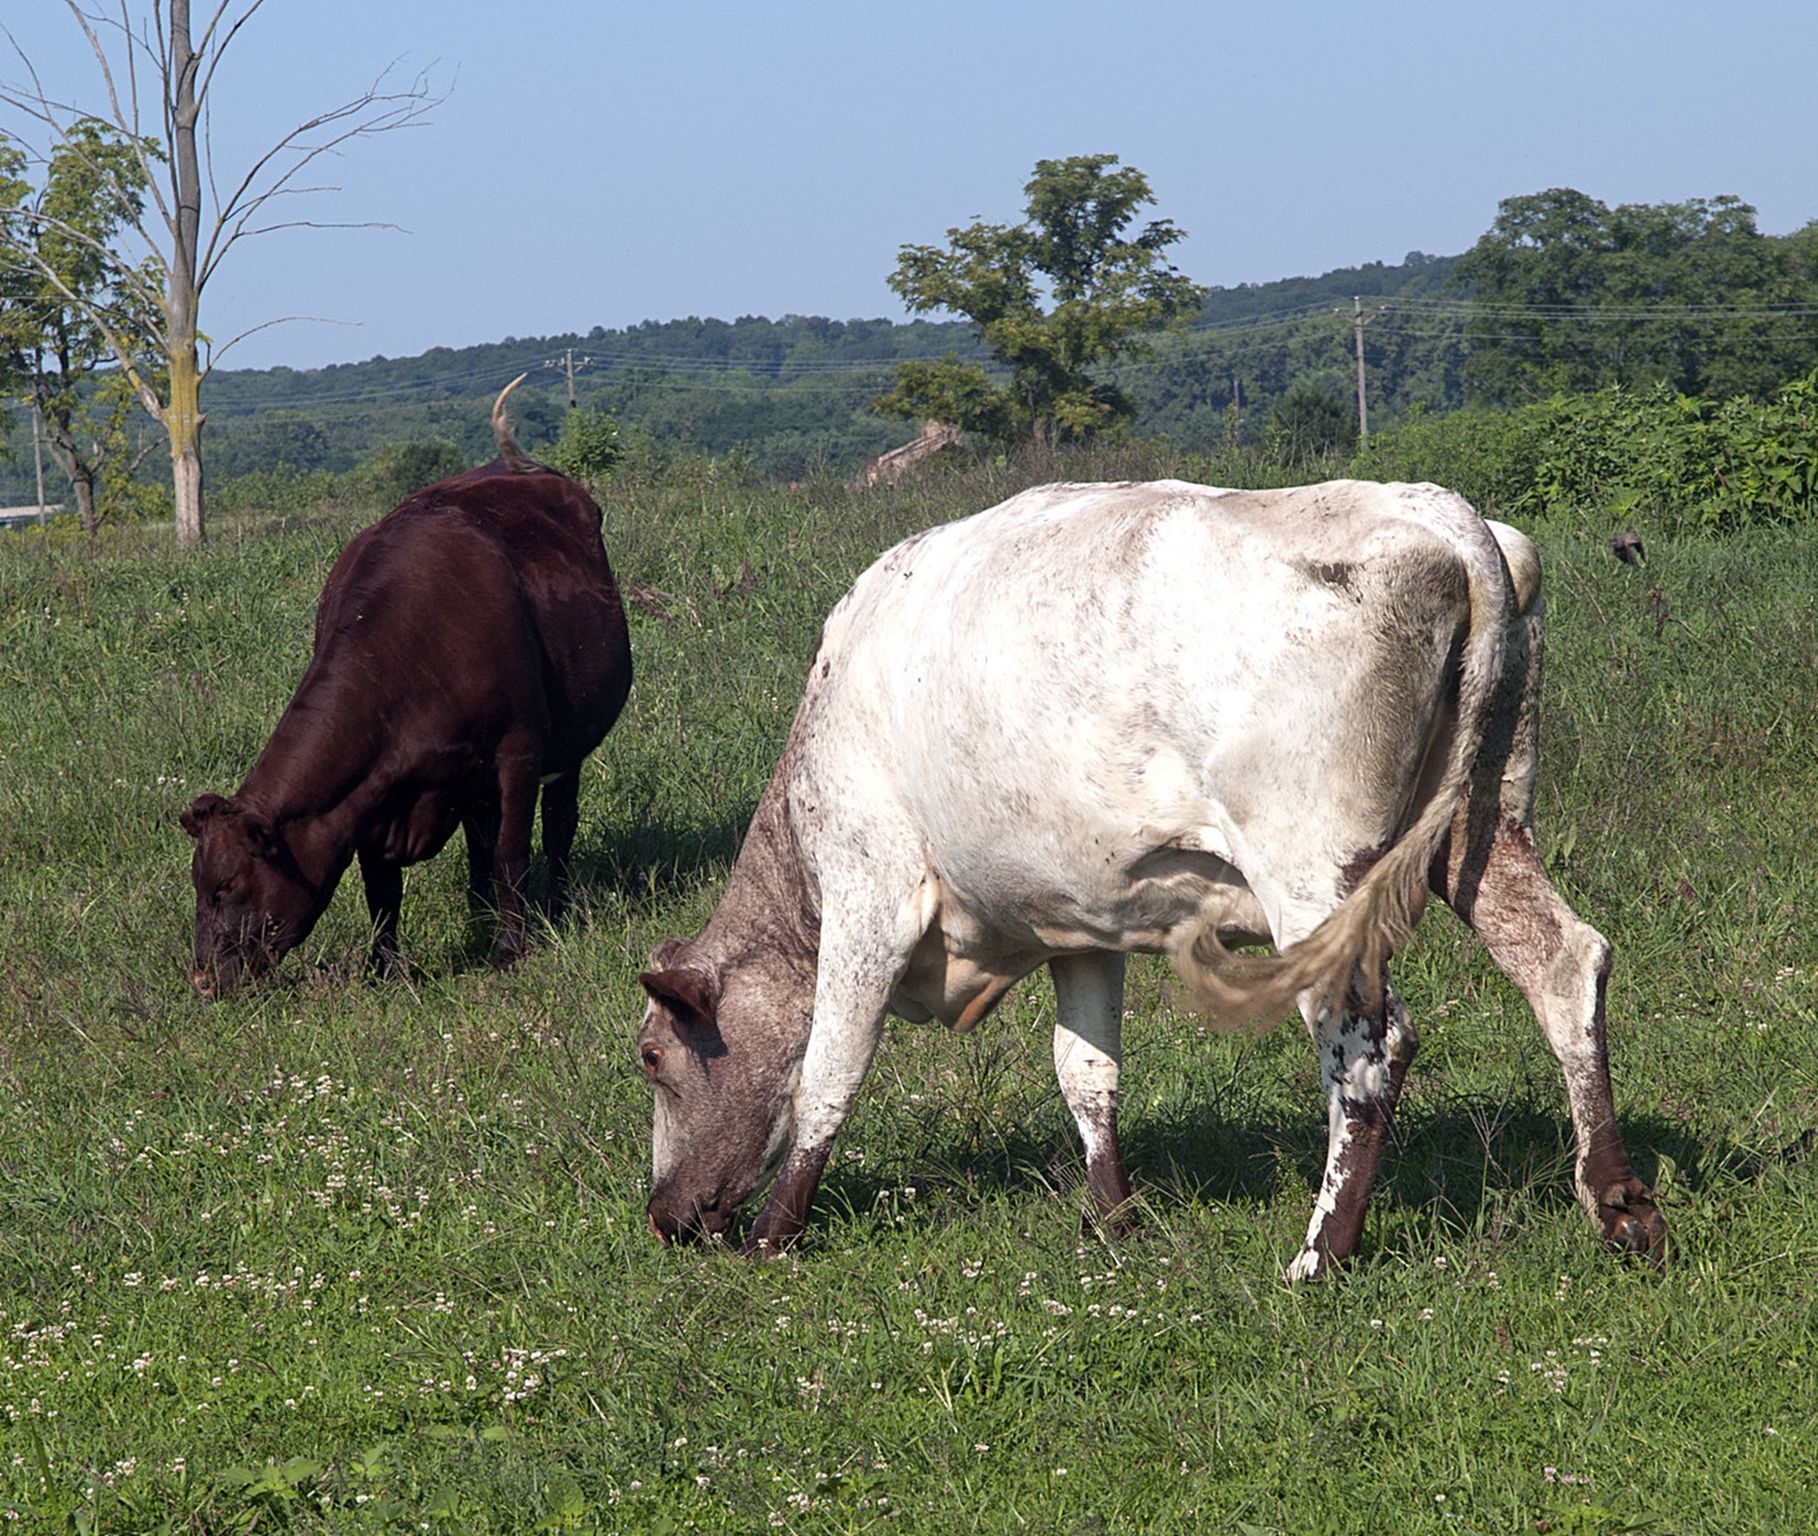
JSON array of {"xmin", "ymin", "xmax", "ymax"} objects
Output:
[
  {"xmin": 746, "ymin": 879, "xmax": 927, "ymax": 1255},
  {"xmin": 1050, "ymin": 951, "xmax": 1134, "ymax": 1226},
  {"xmin": 1288, "ymin": 974, "xmax": 1418, "ymax": 1282},
  {"xmin": 357, "ymin": 848, "xmax": 404, "ymax": 977},
  {"xmin": 461, "ymin": 801, "xmax": 499, "ymax": 929}
]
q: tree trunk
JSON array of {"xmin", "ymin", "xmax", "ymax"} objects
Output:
[
  {"xmin": 166, "ymin": 0, "xmax": 207, "ymax": 549},
  {"xmin": 168, "ymin": 344, "xmax": 204, "ymax": 547},
  {"xmin": 73, "ymin": 474, "xmax": 98, "ymax": 534},
  {"xmin": 39, "ymin": 403, "xmax": 100, "ymax": 534}
]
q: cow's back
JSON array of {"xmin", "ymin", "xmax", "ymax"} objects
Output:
[
  {"xmin": 808, "ymin": 477, "xmax": 1503, "ymax": 762},
  {"xmin": 786, "ymin": 478, "xmax": 1511, "ymax": 947},
  {"xmin": 314, "ymin": 464, "xmax": 630, "ymax": 772}
]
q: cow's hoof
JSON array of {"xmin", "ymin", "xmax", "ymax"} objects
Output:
[
  {"xmin": 738, "ymin": 1232, "xmax": 791, "ymax": 1261},
  {"xmin": 1285, "ymin": 1246, "xmax": 1333, "ymax": 1284},
  {"xmin": 1598, "ymin": 1179, "xmax": 1668, "ymax": 1268}
]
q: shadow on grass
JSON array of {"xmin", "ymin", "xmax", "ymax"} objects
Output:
[
  {"xmin": 566, "ymin": 806, "xmax": 752, "ymax": 910},
  {"xmin": 360, "ymin": 806, "xmax": 757, "ymax": 980},
  {"xmin": 801, "ymin": 1092, "xmax": 1725, "ymax": 1257}
]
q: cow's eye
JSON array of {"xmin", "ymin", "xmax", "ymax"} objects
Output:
[{"xmin": 640, "ymin": 1045, "xmax": 664, "ymax": 1078}]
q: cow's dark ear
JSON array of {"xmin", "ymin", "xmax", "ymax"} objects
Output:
[
  {"xmin": 236, "ymin": 809, "xmax": 283, "ymax": 862},
  {"xmin": 180, "ymin": 793, "xmax": 228, "ymax": 839},
  {"xmin": 638, "ymin": 965, "xmax": 720, "ymax": 1031}
]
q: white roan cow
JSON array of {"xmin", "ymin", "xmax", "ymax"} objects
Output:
[{"xmin": 637, "ymin": 479, "xmax": 1667, "ymax": 1278}]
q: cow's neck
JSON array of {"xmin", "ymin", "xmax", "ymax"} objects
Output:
[
  {"xmin": 236, "ymin": 666, "xmax": 391, "ymax": 893},
  {"xmin": 701, "ymin": 759, "xmax": 820, "ymax": 982}
]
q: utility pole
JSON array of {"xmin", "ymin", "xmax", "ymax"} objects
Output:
[
  {"xmin": 31, "ymin": 398, "xmax": 48, "ymax": 525},
  {"xmin": 1349, "ymin": 297, "xmax": 1386, "ymax": 443},
  {"xmin": 544, "ymin": 346, "xmax": 594, "ymax": 408}
]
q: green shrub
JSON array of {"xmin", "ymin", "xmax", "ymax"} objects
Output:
[
  {"xmin": 1347, "ymin": 407, "xmax": 1550, "ymax": 517},
  {"xmin": 541, "ymin": 405, "xmax": 622, "ymax": 484},
  {"xmin": 1353, "ymin": 371, "xmax": 1818, "ymax": 530}
]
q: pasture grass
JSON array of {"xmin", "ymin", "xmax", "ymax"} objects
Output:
[{"xmin": 0, "ymin": 464, "xmax": 1815, "ymax": 1532}]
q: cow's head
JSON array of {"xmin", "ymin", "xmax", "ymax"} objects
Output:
[
  {"xmin": 637, "ymin": 937, "xmax": 808, "ymax": 1242},
  {"xmin": 179, "ymin": 793, "xmax": 322, "ymax": 996}
]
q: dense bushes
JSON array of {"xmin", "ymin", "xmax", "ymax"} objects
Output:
[{"xmin": 1351, "ymin": 371, "xmax": 1818, "ymax": 529}]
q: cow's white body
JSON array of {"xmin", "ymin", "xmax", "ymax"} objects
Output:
[
  {"xmin": 795, "ymin": 478, "xmax": 1502, "ymax": 1010},
  {"xmin": 638, "ymin": 479, "xmax": 1664, "ymax": 1275}
]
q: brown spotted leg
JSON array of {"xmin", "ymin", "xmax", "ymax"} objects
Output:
[
  {"xmin": 1287, "ymin": 972, "xmax": 1419, "ymax": 1282},
  {"xmin": 1444, "ymin": 821, "xmax": 1666, "ymax": 1260},
  {"xmin": 745, "ymin": 864, "xmax": 926, "ymax": 1255},
  {"xmin": 1050, "ymin": 951, "xmax": 1135, "ymax": 1226},
  {"xmin": 745, "ymin": 1143, "xmax": 833, "ymax": 1255}
]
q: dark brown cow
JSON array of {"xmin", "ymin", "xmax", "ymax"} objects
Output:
[{"xmin": 181, "ymin": 381, "xmax": 631, "ymax": 995}]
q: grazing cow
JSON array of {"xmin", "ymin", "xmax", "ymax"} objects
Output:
[
  {"xmin": 181, "ymin": 381, "xmax": 631, "ymax": 995},
  {"xmin": 637, "ymin": 478, "xmax": 1666, "ymax": 1279}
]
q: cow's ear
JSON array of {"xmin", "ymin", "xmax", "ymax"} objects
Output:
[
  {"xmin": 646, "ymin": 937, "xmax": 691, "ymax": 972},
  {"xmin": 236, "ymin": 809, "xmax": 283, "ymax": 862},
  {"xmin": 638, "ymin": 964, "xmax": 720, "ymax": 1031},
  {"xmin": 180, "ymin": 793, "xmax": 228, "ymax": 839}
]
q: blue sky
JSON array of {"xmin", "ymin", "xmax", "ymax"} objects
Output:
[{"xmin": 5, "ymin": 1, "xmax": 1815, "ymax": 371}]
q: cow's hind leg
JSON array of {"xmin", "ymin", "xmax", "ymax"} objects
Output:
[
  {"xmin": 1289, "ymin": 968, "xmax": 1419, "ymax": 1282},
  {"xmin": 357, "ymin": 848, "xmax": 405, "ymax": 977},
  {"xmin": 539, "ymin": 773, "xmax": 581, "ymax": 922},
  {"xmin": 489, "ymin": 754, "xmax": 541, "ymax": 966},
  {"xmin": 1049, "ymin": 951, "xmax": 1135, "ymax": 1226},
  {"xmin": 1446, "ymin": 823, "xmax": 1665, "ymax": 1260}
]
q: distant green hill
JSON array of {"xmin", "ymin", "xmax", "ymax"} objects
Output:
[{"xmin": 0, "ymin": 249, "xmax": 1464, "ymax": 498}]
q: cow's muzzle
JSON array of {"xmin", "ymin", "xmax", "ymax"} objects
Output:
[{"xmin": 646, "ymin": 1194, "xmax": 734, "ymax": 1246}]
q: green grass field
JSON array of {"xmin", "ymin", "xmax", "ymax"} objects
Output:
[{"xmin": 1, "ymin": 461, "xmax": 1814, "ymax": 1533}]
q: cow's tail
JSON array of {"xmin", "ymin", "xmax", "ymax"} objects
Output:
[
  {"xmin": 1169, "ymin": 523, "xmax": 1512, "ymax": 1030},
  {"xmin": 492, "ymin": 373, "xmax": 535, "ymax": 471}
]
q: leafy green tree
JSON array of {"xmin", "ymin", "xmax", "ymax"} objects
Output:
[
  {"xmin": 877, "ymin": 154, "xmax": 1205, "ymax": 447},
  {"xmin": 1453, "ymin": 189, "xmax": 1816, "ymax": 404},
  {"xmin": 0, "ymin": 141, "xmax": 26, "ymax": 460},
  {"xmin": 207, "ymin": 411, "xmax": 333, "ymax": 480},
  {"xmin": 92, "ymin": 372, "xmax": 172, "ymax": 525},
  {"xmin": 0, "ymin": 121, "xmax": 164, "ymax": 531}
]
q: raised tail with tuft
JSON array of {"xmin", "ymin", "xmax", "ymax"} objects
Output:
[
  {"xmin": 1169, "ymin": 520, "xmax": 1514, "ymax": 1030},
  {"xmin": 491, "ymin": 373, "xmax": 535, "ymax": 471}
]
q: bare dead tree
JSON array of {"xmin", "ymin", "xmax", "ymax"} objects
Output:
[{"xmin": 0, "ymin": 1, "xmax": 438, "ymax": 547}]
